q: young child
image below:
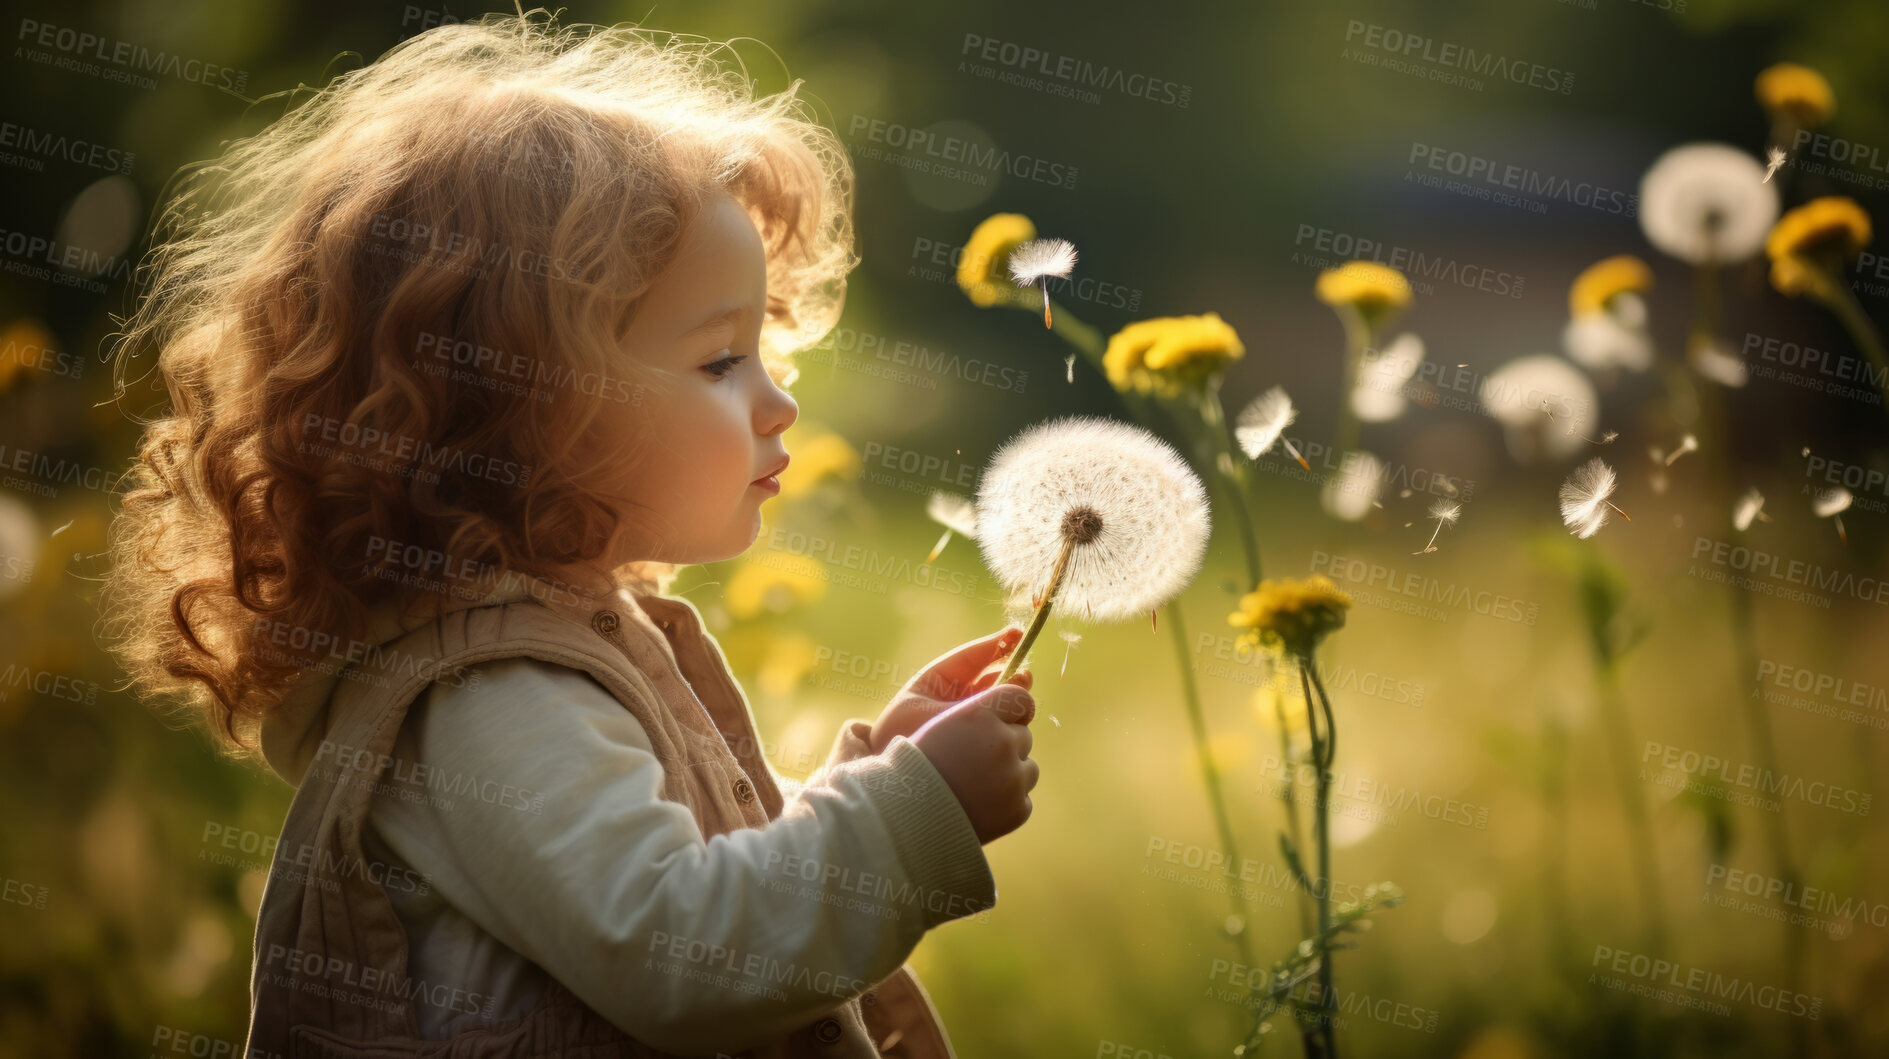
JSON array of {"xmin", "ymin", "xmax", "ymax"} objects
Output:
[{"xmin": 102, "ymin": 14, "xmax": 1039, "ymax": 1056}]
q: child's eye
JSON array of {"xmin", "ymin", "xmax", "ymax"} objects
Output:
[{"xmin": 701, "ymin": 352, "xmax": 747, "ymax": 380}]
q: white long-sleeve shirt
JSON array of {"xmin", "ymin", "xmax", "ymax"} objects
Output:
[{"xmin": 357, "ymin": 657, "xmax": 996, "ymax": 1053}]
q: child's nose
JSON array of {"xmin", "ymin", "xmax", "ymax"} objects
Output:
[{"xmin": 759, "ymin": 377, "xmax": 797, "ymax": 435}]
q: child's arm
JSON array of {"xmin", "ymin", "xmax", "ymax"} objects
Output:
[{"xmin": 367, "ymin": 658, "xmax": 995, "ymax": 1055}]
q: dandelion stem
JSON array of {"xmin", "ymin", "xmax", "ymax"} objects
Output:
[
  {"xmin": 1596, "ymin": 656, "xmax": 1667, "ymax": 953},
  {"xmin": 1335, "ymin": 309, "xmax": 1369, "ymax": 461},
  {"xmin": 1814, "ymin": 275, "xmax": 1889, "ymax": 409},
  {"xmin": 1302, "ymin": 655, "xmax": 1339, "ymax": 1059},
  {"xmin": 998, "ymin": 535, "xmax": 1076, "ymax": 685},
  {"xmin": 1271, "ymin": 675, "xmax": 1315, "ymax": 939},
  {"xmin": 1164, "ymin": 603, "xmax": 1260, "ymax": 977},
  {"xmin": 1193, "ymin": 385, "xmax": 1265, "ymax": 585}
]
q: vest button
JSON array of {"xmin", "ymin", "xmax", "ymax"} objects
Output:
[
  {"xmin": 812, "ymin": 1016, "xmax": 842, "ymax": 1044},
  {"xmin": 733, "ymin": 777, "xmax": 756, "ymax": 804},
  {"xmin": 591, "ymin": 610, "xmax": 620, "ymax": 635},
  {"xmin": 862, "ymin": 989, "xmax": 877, "ymax": 1006}
]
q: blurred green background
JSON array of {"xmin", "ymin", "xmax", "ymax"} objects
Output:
[{"xmin": 3, "ymin": 0, "xmax": 1887, "ymax": 1055}]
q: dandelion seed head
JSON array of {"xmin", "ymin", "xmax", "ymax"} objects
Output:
[
  {"xmin": 1321, "ymin": 451, "xmax": 1383, "ymax": 522},
  {"xmin": 926, "ymin": 490, "xmax": 978, "ymax": 538},
  {"xmin": 1006, "ymin": 237, "xmax": 1078, "ymax": 287},
  {"xmin": 1352, "ymin": 332, "xmax": 1425, "ymax": 422},
  {"xmin": 1562, "ymin": 311, "xmax": 1654, "ymax": 372},
  {"xmin": 1639, "ymin": 143, "xmax": 1780, "ymax": 265},
  {"xmin": 1058, "ymin": 630, "xmax": 1082, "ymax": 645},
  {"xmin": 976, "ymin": 416, "xmax": 1211, "ymax": 623},
  {"xmin": 1430, "ymin": 499, "xmax": 1462, "ymax": 525},
  {"xmin": 1480, "ymin": 355, "xmax": 1598, "ymax": 460},
  {"xmin": 1814, "ymin": 487, "xmax": 1854, "ymax": 518},
  {"xmin": 1559, "ymin": 457, "xmax": 1618, "ymax": 539},
  {"xmin": 1734, "ymin": 487, "xmax": 1766, "ymax": 531},
  {"xmin": 1234, "ymin": 385, "xmax": 1298, "ymax": 460}
]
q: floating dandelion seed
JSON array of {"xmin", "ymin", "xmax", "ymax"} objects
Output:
[
  {"xmin": 1663, "ymin": 434, "xmax": 1699, "ymax": 466},
  {"xmin": 976, "ymin": 416, "xmax": 1211, "ymax": 682},
  {"xmin": 50, "ymin": 519, "xmax": 73, "ymax": 538},
  {"xmin": 1734, "ymin": 487, "xmax": 1769, "ymax": 531},
  {"xmin": 1690, "ymin": 339, "xmax": 1750, "ymax": 388},
  {"xmin": 1065, "ymin": 353, "xmax": 1076, "ymax": 384},
  {"xmin": 1540, "ymin": 399, "xmax": 1616, "ymax": 446},
  {"xmin": 924, "ymin": 490, "xmax": 978, "ymax": 564},
  {"xmin": 1414, "ymin": 499, "xmax": 1461, "ymax": 555},
  {"xmin": 1057, "ymin": 629, "xmax": 1083, "ymax": 680},
  {"xmin": 1007, "ymin": 238, "xmax": 1078, "ymax": 329},
  {"xmin": 1559, "ymin": 458, "xmax": 1629, "ymax": 539},
  {"xmin": 1234, "ymin": 385, "xmax": 1310, "ymax": 470},
  {"xmin": 1764, "ymin": 146, "xmax": 1788, "ymax": 183},
  {"xmin": 1814, "ymin": 487, "xmax": 1853, "ymax": 546}
]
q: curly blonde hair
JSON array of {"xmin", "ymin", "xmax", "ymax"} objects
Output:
[{"xmin": 100, "ymin": 12, "xmax": 856, "ymax": 751}]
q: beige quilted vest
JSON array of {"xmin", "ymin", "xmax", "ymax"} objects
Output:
[{"xmin": 244, "ymin": 583, "xmax": 959, "ymax": 1057}]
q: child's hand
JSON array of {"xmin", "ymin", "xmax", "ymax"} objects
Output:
[
  {"xmin": 868, "ymin": 627, "xmax": 1033, "ymax": 755},
  {"xmin": 910, "ymin": 684, "xmax": 1038, "ymax": 845}
]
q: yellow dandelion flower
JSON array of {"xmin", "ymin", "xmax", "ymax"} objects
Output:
[
  {"xmin": 956, "ymin": 213, "xmax": 1037, "ymax": 308},
  {"xmin": 1102, "ymin": 313, "xmax": 1245, "ymax": 397},
  {"xmin": 1568, "ymin": 255, "xmax": 1654, "ymax": 317},
  {"xmin": 1766, "ymin": 196, "xmax": 1872, "ymax": 297},
  {"xmin": 1227, "ymin": 575, "xmax": 1352, "ymax": 658},
  {"xmin": 724, "ymin": 555, "xmax": 828, "ymax": 620},
  {"xmin": 1315, "ymin": 261, "xmax": 1413, "ymax": 313},
  {"xmin": 1755, "ymin": 62, "xmax": 1835, "ymax": 129},
  {"xmin": 778, "ymin": 428, "xmax": 860, "ymax": 499}
]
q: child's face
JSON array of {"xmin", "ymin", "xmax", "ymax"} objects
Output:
[{"xmin": 611, "ymin": 192, "xmax": 798, "ymax": 565}]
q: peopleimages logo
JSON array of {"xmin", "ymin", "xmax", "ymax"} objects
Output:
[
  {"xmin": 958, "ymin": 33, "xmax": 1192, "ymax": 108},
  {"xmin": 1407, "ymin": 141, "xmax": 1635, "ymax": 216},
  {"xmin": 1343, "ymin": 20, "xmax": 1575, "ymax": 95},
  {"xmin": 846, "ymin": 115, "xmax": 1078, "ymax": 191}
]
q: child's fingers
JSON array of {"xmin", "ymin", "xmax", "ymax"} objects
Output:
[
  {"xmin": 910, "ymin": 626, "xmax": 1023, "ymax": 699},
  {"xmin": 967, "ymin": 663, "xmax": 1032, "ymax": 695}
]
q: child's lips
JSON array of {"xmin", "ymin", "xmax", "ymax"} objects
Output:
[{"xmin": 751, "ymin": 474, "xmax": 781, "ymax": 495}]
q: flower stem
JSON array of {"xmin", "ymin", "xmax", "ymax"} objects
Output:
[
  {"xmin": 997, "ymin": 535, "xmax": 1076, "ymax": 685},
  {"xmin": 1164, "ymin": 602, "xmax": 1260, "ymax": 976},
  {"xmin": 1272, "ymin": 679, "xmax": 1315, "ymax": 939},
  {"xmin": 1596, "ymin": 657, "xmax": 1667, "ymax": 953},
  {"xmin": 1335, "ymin": 308, "xmax": 1369, "ymax": 461},
  {"xmin": 1305, "ymin": 657, "xmax": 1339, "ymax": 1059},
  {"xmin": 1814, "ymin": 277, "xmax": 1889, "ymax": 409}
]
